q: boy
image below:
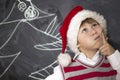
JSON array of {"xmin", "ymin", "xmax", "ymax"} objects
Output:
[{"xmin": 45, "ymin": 6, "xmax": 120, "ymax": 80}]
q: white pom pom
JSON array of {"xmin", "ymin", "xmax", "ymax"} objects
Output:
[{"xmin": 58, "ymin": 53, "xmax": 71, "ymax": 67}]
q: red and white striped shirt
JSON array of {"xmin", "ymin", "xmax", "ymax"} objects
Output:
[
  {"xmin": 61, "ymin": 55, "xmax": 117, "ymax": 80},
  {"xmin": 45, "ymin": 50, "xmax": 120, "ymax": 80}
]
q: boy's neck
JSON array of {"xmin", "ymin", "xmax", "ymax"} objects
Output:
[{"xmin": 80, "ymin": 48, "xmax": 98, "ymax": 59}]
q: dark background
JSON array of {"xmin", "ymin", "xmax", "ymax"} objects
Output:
[{"xmin": 0, "ymin": 0, "xmax": 120, "ymax": 80}]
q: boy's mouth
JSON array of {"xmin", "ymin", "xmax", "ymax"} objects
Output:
[{"xmin": 94, "ymin": 35, "xmax": 100, "ymax": 40}]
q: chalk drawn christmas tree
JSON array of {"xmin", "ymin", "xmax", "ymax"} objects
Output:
[{"xmin": 0, "ymin": 0, "xmax": 66, "ymax": 80}]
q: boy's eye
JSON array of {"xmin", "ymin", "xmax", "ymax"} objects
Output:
[
  {"xmin": 82, "ymin": 28, "xmax": 88, "ymax": 33},
  {"xmin": 92, "ymin": 23, "xmax": 98, "ymax": 28}
]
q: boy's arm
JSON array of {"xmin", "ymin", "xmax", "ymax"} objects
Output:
[
  {"xmin": 100, "ymin": 33, "xmax": 120, "ymax": 80},
  {"xmin": 107, "ymin": 50, "xmax": 120, "ymax": 70},
  {"xmin": 107, "ymin": 50, "xmax": 120, "ymax": 80},
  {"xmin": 45, "ymin": 65, "xmax": 64, "ymax": 80}
]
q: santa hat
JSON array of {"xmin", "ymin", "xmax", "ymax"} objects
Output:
[{"xmin": 58, "ymin": 6, "xmax": 107, "ymax": 67}]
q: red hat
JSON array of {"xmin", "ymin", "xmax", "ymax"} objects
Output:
[{"xmin": 58, "ymin": 6, "xmax": 107, "ymax": 67}]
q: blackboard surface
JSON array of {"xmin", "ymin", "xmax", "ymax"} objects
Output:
[{"xmin": 0, "ymin": 0, "xmax": 120, "ymax": 80}]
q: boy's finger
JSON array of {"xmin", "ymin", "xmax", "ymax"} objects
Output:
[{"xmin": 102, "ymin": 33, "xmax": 107, "ymax": 44}]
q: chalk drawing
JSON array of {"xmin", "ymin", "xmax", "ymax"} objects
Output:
[{"xmin": 0, "ymin": 0, "xmax": 63, "ymax": 79}]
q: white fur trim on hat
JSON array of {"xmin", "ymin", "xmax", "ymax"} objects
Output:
[{"xmin": 67, "ymin": 10, "xmax": 107, "ymax": 54}]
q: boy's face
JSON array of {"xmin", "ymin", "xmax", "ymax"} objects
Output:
[{"xmin": 77, "ymin": 22, "xmax": 104, "ymax": 51}]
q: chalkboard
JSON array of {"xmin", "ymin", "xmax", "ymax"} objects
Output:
[{"xmin": 0, "ymin": 0, "xmax": 120, "ymax": 80}]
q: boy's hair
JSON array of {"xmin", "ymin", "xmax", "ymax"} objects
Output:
[{"xmin": 81, "ymin": 18, "xmax": 100, "ymax": 27}]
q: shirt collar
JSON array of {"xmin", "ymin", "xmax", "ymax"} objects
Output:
[{"xmin": 74, "ymin": 51, "xmax": 102, "ymax": 66}]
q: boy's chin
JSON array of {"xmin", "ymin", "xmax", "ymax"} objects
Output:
[
  {"xmin": 92, "ymin": 44, "xmax": 102, "ymax": 50},
  {"xmin": 95, "ymin": 42, "xmax": 103, "ymax": 48}
]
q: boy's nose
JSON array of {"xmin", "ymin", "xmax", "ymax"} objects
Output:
[{"xmin": 90, "ymin": 29, "xmax": 97, "ymax": 36}]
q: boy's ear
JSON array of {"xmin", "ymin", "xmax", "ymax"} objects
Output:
[
  {"xmin": 77, "ymin": 44, "xmax": 81, "ymax": 48},
  {"xmin": 77, "ymin": 44, "xmax": 81, "ymax": 52}
]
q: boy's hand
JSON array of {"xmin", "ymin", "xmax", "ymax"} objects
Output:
[{"xmin": 99, "ymin": 33, "xmax": 115, "ymax": 56}]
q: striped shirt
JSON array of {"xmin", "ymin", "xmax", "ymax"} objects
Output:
[{"xmin": 61, "ymin": 56, "xmax": 117, "ymax": 80}]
